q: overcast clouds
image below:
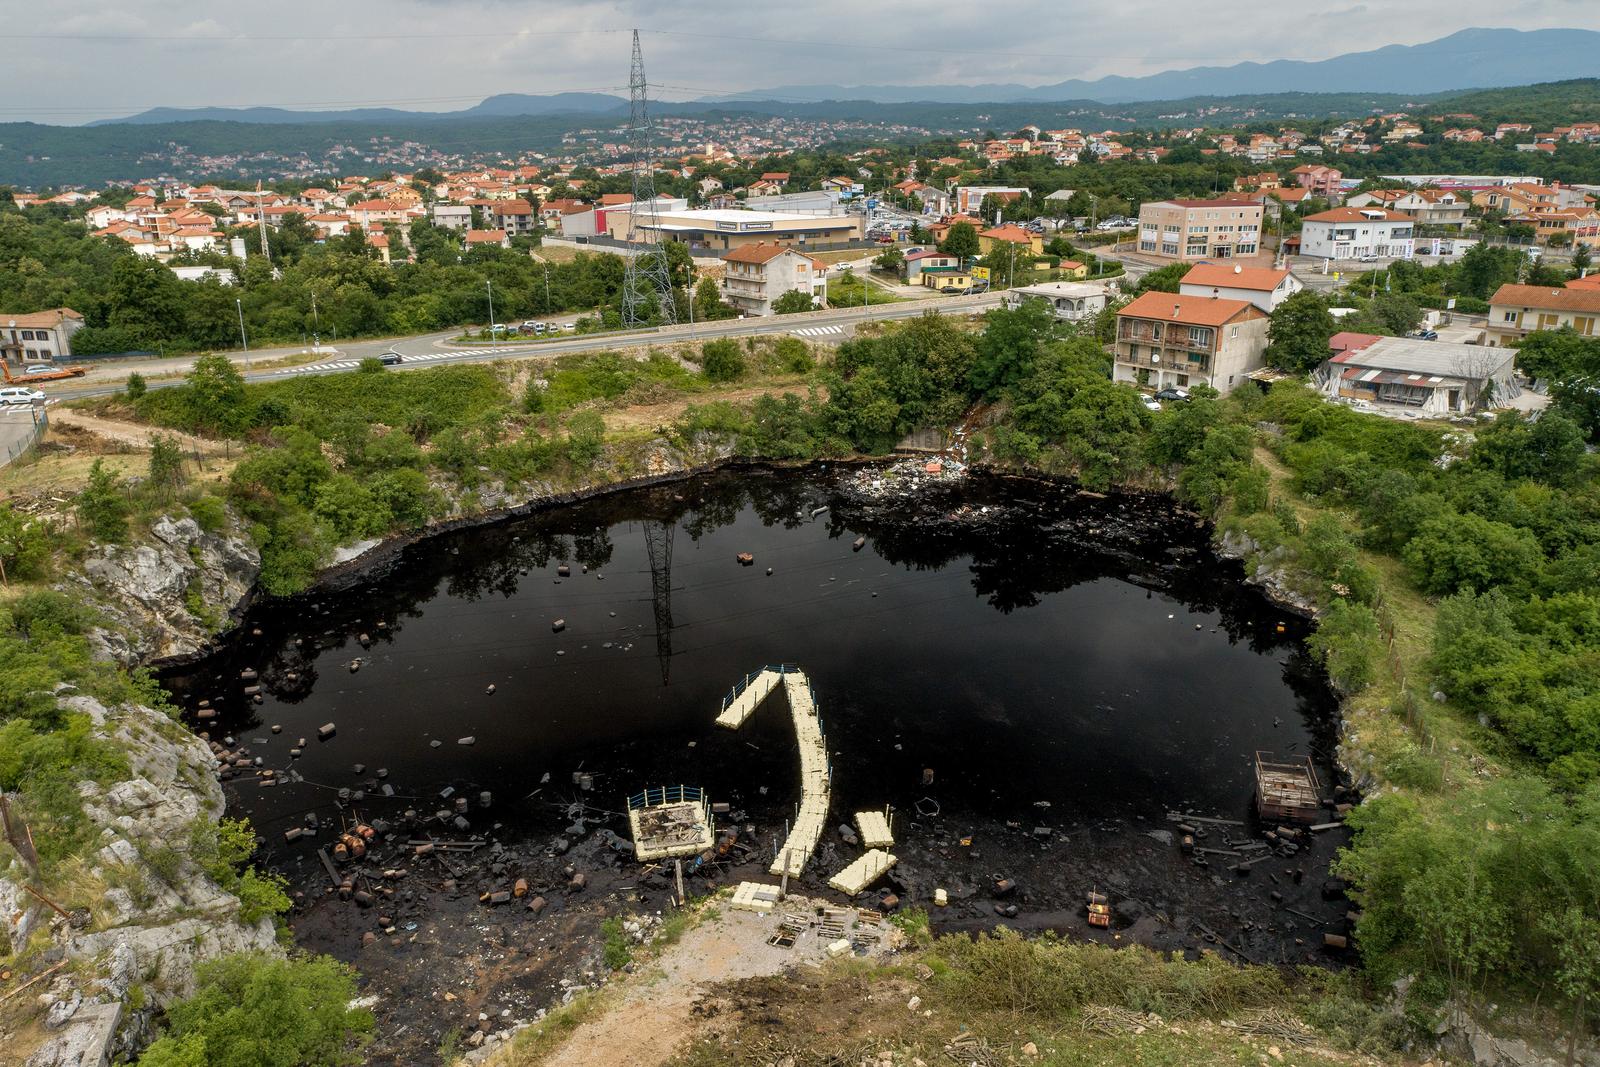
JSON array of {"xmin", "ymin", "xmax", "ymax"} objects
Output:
[{"xmin": 2, "ymin": 2, "xmax": 1597, "ymax": 123}]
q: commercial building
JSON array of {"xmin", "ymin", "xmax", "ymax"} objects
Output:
[
  {"xmin": 1485, "ymin": 283, "xmax": 1600, "ymax": 347},
  {"xmin": 1, "ymin": 308, "xmax": 85, "ymax": 361},
  {"xmin": 718, "ymin": 243, "xmax": 828, "ymax": 316},
  {"xmin": 603, "ymin": 207, "xmax": 863, "ymax": 252},
  {"xmin": 1297, "ymin": 207, "xmax": 1415, "ymax": 260},
  {"xmin": 1136, "ymin": 198, "xmax": 1264, "ymax": 261},
  {"xmin": 1113, "ymin": 292, "xmax": 1268, "ymax": 393},
  {"xmin": 1003, "ymin": 282, "xmax": 1106, "ymax": 321},
  {"xmin": 1178, "ymin": 263, "xmax": 1302, "ymax": 312},
  {"xmin": 1315, "ymin": 335, "xmax": 1515, "ymax": 416}
]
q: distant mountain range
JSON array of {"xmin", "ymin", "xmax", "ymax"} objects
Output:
[
  {"xmin": 90, "ymin": 92, "xmax": 629, "ymax": 126},
  {"xmin": 86, "ymin": 27, "xmax": 1600, "ymax": 126},
  {"xmin": 720, "ymin": 28, "xmax": 1600, "ymax": 104}
]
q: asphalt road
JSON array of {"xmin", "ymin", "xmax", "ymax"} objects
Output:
[
  {"xmin": 49, "ymin": 294, "xmax": 1005, "ymax": 402},
  {"xmin": 0, "ymin": 406, "xmax": 45, "ymax": 467}
]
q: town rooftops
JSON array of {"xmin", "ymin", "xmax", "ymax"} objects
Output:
[
  {"xmin": 1489, "ymin": 283, "xmax": 1600, "ymax": 313},
  {"xmin": 1012, "ymin": 281, "xmax": 1103, "ymax": 298},
  {"xmin": 1181, "ymin": 263, "xmax": 1292, "ymax": 292},
  {"xmin": 1117, "ymin": 291, "xmax": 1263, "ymax": 327},
  {"xmin": 465, "ymin": 229, "xmax": 508, "ymax": 244},
  {"xmin": 1328, "ymin": 331, "xmax": 1383, "ymax": 356},
  {"xmin": 1, "ymin": 308, "xmax": 84, "ymax": 329},
  {"xmin": 720, "ymin": 242, "xmax": 824, "ymax": 267},
  {"xmin": 904, "ymin": 249, "xmax": 956, "ymax": 261},
  {"xmin": 1302, "ymin": 207, "xmax": 1413, "ymax": 223},
  {"xmin": 1565, "ymin": 274, "xmax": 1600, "ymax": 291},
  {"xmin": 598, "ymin": 193, "xmax": 634, "ymax": 206},
  {"xmin": 979, "ymin": 224, "xmax": 1035, "ymax": 243}
]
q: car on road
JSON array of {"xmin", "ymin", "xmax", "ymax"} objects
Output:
[
  {"xmin": 1155, "ymin": 386, "xmax": 1190, "ymax": 402},
  {"xmin": 1414, "ymin": 329, "xmax": 1439, "ymax": 341},
  {"xmin": 0, "ymin": 386, "xmax": 45, "ymax": 406},
  {"xmin": 378, "ymin": 351, "xmax": 403, "ymax": 366},
  {"xmin": 1139, "ymin": 394, "xmax": 1163, "ymax": 412}
]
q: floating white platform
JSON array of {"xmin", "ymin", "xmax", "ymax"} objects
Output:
[
  {"xmin": 828, "ymin": 849, "xmax": 898, "ymax": 896},
  {"xmin": 715, "ymin": 669, "xmax": 783, "ymax": 729},
  {"xmin": 855, "ymin": 810, "xmax": 894, "ymax": 849}
]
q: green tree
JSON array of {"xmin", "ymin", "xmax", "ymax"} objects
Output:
[
  {"xmin": 136, "ymin": 953, "xmax": 373, "ymax": 1067},
  {"xmin": 692, "ymin": 276, "xmax": 736, "ymax": 321},
  {"xmin": 184, "ymin": 353, "xmax": 250, "ymax": 435},
  {"xmin": 1265, "ymin": 290, "xmax": 1336, "ymax": 373},
  {"xmin": 147, "ymin": 433, "xmax": 186, "ymax": 495},
  {"xmin": 125, "ymin": 371, "xmax": 147, "ymax": 400},
  {"xmin": 76, "ymin": 459, "xmax": 128, "ymax": 541},
  {"xmin": 700, "ymin": 338, "xmax": 747, "ymax": 381},
  {"xmin": 969, "ymin": 300, "xmax": 1055, "ymax": 397},
  {"xmin": 771, "ymin": 290, "xmax": 816, "ymax": 315},
  {"xmin": 1133, "ymin": 263, "xmax": 1190, "ymax": 294},
  {"xmin": 938, "ymin": 222, "xmax": 981, "ymax": 262},
  {"xmin": 873, "ymin": 246, "xmax": 905, "ymax": 273}
]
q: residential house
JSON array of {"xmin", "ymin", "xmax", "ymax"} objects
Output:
[
  {"xmin": 1177, "ymin": 263, "xmax": 1302, "ymax": 312},
  {"xmin": 465, "ymin": 229, "xmax": 510, "ymax": 250},
  {"xmin": 490, "ymin": 199, "xmax": 536, "ymax": 235},
  {"xmin": 1505, "ymin": 208, "xmax": 1600, "ymax": 248},
  {"xmin": 955, "ymin": 185, "xmax": 1028, "ymax": 216},
  {"xmin": 348, "ymin": 200, "xmax": 419, "ymax": 229},
  {"xmin": 978, "ymin": 224, "xmax": 1044, "ymax": 256},
  {"xmin": 718, "ymin": 243, "xmax": 827, "ymax": 316},
  {"xmin": 1003, "ymin": 282, "xmax": 1106, "ymax": 321},
  {"xmin": 1, "ymin": 308, "xmax": 85, "ymax": 361},
  {"xmin": 1486, "ymin": 283, "xmax": 1600, "ymax": 346},
  {"xmin": 1391, "ymin": 189, "xmax": 1469, "ymax": 229},
  {"xmin": 1113, "ymin": 292, "xmax": 1269, "ymax": 393},
  {"xmin": 1136, "ymin": 198, "xmax": 1264, "ymax": 261},
  {"xmin": 920, "ymin": 267, "xmax": 977, "ymax": 292},
  {"xmin": 1298, "ymin": 207, "xmax": 1414, "ymax": 260},
  {"xmin": 901, "ymin": 249, "xmax": 960, "ymax": 285},
  {"xmin": 431, "ymin": 204, "xmax": 473, "ymax": 230},
  {"xmin": 1315, "ymin": 334, "xmax": 1515, "ymax": 415}
]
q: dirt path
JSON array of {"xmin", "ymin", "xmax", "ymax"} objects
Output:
[
  {"xmin": 504, "ymin": 898, "xmax": 890, "ymax": 1067},
  {"xmin": 48, "ymin": 408, "xmax": 228, "ymax": 455},
  {"xmin": 601, "ymin": 386, "xmax": 803, "ymax": 433}
]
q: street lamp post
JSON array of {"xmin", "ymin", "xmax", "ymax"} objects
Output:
[
  {"xmin": 310, "ymin": 291, "xmax": 321, "ymax": 352},
  {"xmin": 236, "ymin": 298, "xmax": 249, "ymax": 373},
  {"xmin": 486, "ymin": 280, "xmax": 498, "ymax": 349}
]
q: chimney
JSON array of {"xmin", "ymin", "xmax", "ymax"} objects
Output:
[{"xmin": 1173, "ymin": 304, "xmax": 1181, "ymax": 318}]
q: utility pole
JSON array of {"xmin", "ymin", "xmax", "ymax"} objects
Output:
[
  {"xmin": 236, "ymin": 298, "xmax": 249, "ymax": 373},
  {"xmin": 255, "ymin": 180, "xmax": 271, "ymax": 261},
  {"xmin": 310, "ymin": 291, "xmax": 321, "ymax": 351},
  {"xmin": 486, "ymin": 279, "xmax": 498, "ymax": 349}
]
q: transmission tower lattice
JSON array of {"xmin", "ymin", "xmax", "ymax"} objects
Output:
[
  {"xmin": 642, "ymin": 519, "xmax": 675, "ymax": 685},
  {"xmin": 621, "ymin": 29, "xmax": 677, "ymax": 328}
]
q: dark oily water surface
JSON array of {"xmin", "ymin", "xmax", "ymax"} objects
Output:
[
  {"xmin": 162, "ymin": 467, "xmax": 1347, "ymax": 1059},
  {"xmin": 167, "ymin": 467, "xmax": 1335, "ymax": 831}
]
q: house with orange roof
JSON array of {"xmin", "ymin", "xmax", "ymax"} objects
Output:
[
  {"xmin": 1299, "ymin": 207, "xmax": 1415, "ymax": 260},
  {"xmin": 465, "ymin": 229, "xmax": 510, "ymax": 249},
  {"xmin": 978, "ymin": 224, "xmax": 1043, "ymax": 256},
  {"xmin": 1486, "ymin": 283, "xmax": 1600, "ymax": 346},
  {"xmin": 0, "ymin": 308, "xmax": 86, "ymax": 359},
  {"xmin": 1113, "ymin": 292, "xmax": 1269, "ymax": 393},
  {"xmin": 719, "ymin": 243, "xmax": 827, "ymax": 317},
  {"xmin": 1178, "ymin": 262, "xmax": 1302, "ymax": 312}
]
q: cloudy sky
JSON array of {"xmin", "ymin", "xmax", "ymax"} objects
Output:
[{"xmin": 3, "ymin": 2, "xmax": 1597, "ymax": 123}]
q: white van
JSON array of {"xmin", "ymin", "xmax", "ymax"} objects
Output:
[{"xmin": 0, "ymin": 386, "xmax": 45, "ymax": 406}]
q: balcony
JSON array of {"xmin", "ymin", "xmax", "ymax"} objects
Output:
[{"xmin": 1116, "ymin": 344, "xmax": 1211, "ymax": 375}]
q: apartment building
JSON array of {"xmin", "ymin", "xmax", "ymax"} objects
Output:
[
  {"xmin": 1298, "ymin": 207, "xmax": 1415, "ymax": 260},
  {"xmin": 1485, "ymin": 283, "xmax": 1600, "ymax": 347},
  {"xmin": 1177, "ymin": 263, "xmax": 1302, "ymax": 312},
  {"xmin": 1112, "ymin": 292, "xmax": 1269, "ymax": 393},
  {"xmin": 1, "ymin": 308, "xmax": 85, "ymax": 361},
  {"xmin": 719, "ymin": 243, "xmax": 828, "ymax": 316},
  {"xmin": 1136, "ymin": 198, "xmax": 1263, "ymax": 261},
  {"xmin": 489, "ymin": 199, "xmax": 536, "ymax": 235}
]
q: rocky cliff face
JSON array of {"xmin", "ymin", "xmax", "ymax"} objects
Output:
[
  {"xmin": 73, "ymin": 515, "xmax": 259, "ymax": 665},
  {"xmin": 5, "ymin": 695, "xmax": 279, "ymax": 1067}
]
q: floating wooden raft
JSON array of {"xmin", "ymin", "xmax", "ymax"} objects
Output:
[
  {"xmin": 828, "ymin": 849, "xmax": 898, "ymax": 896},
  {"xmin": 730, "ymin": 881, "xmax": 783, "ymax": 914},
  {"xmin": 715, "ymin": 669, "xmax": 783, "ymax": 729}
]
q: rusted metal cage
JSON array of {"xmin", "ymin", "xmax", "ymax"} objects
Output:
[{"xmin": 1254, "ymin": 751, "xmax": 1323, "ymax": 824}]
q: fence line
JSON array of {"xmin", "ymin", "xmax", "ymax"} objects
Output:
[{"xmin": 0, "ymin": 408, "xmax": 48, "ymax": 469}]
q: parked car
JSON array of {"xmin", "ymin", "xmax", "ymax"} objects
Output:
[
  {"xmin": 1414, "ymin": 329, "xmax": 1439, "ymax": 341},
  {"xmin": 1357, "ymin": 253, "xmax": 1380, "ymax": 263},
  {"xmin": 0, "ymin": 386, "xmax": 45, "ymax": 405},
  {"xmin": 938, "ymin": 285, "xmax": 964, "ymax": 294},
  {"xmin": 378, "ymin": 351, "xmax": 403, "ymax": 366},
  {"xmin": 1140, "ymin": 394, "xmax": 1162, "ymax": 412},
  {"xmin": 1155, "ymin": 386, "xmax": 1190, "ymax": 402}
]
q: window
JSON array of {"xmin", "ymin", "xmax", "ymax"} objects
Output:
[
  {"xmin": 1503, "ymin": 310, "xmax": 1518, "ymax": 322},
  {"xmin": 38, "ymin": 349, "xmax": 50, "ymax": 359},
  {"xmin": 19, "ymin": 330, "xmax": 33, "ymax": 340}
]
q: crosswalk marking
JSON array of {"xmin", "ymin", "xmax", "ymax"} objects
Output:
[{"xmin": 792, "ymin": 324, "xmax": 845, "ymax": 337}]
